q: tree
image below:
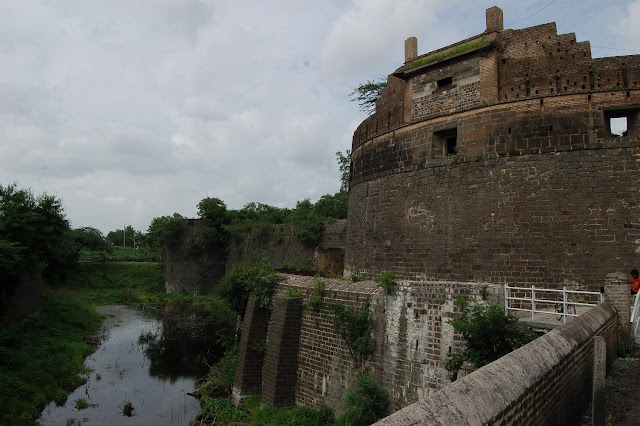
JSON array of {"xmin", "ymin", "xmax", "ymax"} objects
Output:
[
  {"xmin": 145, "ymin": 214, "xmax": 187, "ymax": 259},
  {"xmin": 336, "ymin": 150, "xmax": 351, "ymax": 193},
  {"xmin": 349, "ymin": 79, "xmax": 387, "ymax": 115},
  {"xmin": 0, "ymin": 183, "xmax": 70, "ymax": 283},
  {"xmin": 106, "ymin": 225, "xmax": 141, "ymax": 248}
]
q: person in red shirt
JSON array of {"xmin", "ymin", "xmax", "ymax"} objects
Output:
[{"xmin": 631, "ymin": 269, "xmax": 640, "ymax": 295}]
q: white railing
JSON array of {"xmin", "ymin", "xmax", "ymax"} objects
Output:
[
  {"xmin": 630, "ymin": 293, "xmax": 640, "ymax": 337},
  {"xmin": 505, "ymin": 285, "xmax": 605, "ymax": 324}
]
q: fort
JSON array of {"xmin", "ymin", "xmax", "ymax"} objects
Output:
[
  {"xmin": 346, "ymin": 6, "xmax": 640, "ymax": 291},
  {"xmin": 163, "ymin": 6, "xmax": 640, "ymax": 423}
]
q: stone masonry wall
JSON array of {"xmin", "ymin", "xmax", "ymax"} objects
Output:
[
  {"xmin": 166, "ymin": 219, "xmax": 347, "ymax": 292},
  {"xmin": 273, "ymin": 276, "xmax": 500, "ymax": 413},
  {"xmin": 347, "ymin": 95, "xmax": 640, "ymax": 289},
  {"xmin": 347, "ymin": 11, "xmax": 640, "ymax": 291},
  {"xmin": 164, "ymin": 219, "xmax": 225, "ymax": 294},
  {"xmin": 227, "ymin": 219, "xmax": 347, "ymax": 273},
  {"xmin": 376, "ymin": 302, "xmax": 618, "ymax": 425}
]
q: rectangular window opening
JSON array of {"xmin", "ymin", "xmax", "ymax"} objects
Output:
[
  {"xmin": 433, "ymin": 128, "xmax": 458, "ymax": 158},
  {"xmin": 437, "ymin": 76, "xmax": 453, "ymax": 88},
  {"xmin": 610, "ymin": 117, "xmax": 628, "ymax": 137},
  {"xmin": 605, "ymin": 107, "xmax": 639, "ymax": 138}
]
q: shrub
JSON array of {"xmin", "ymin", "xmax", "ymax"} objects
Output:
[
  {"xmin": 215, "ymin": 253, "xmax": 283, "ymax": 315},
  {"xmin": 305, "ymin": 279, "xmax": 326, "ymax": 310},
  {"xmin": 446, "ymin": 297, "xmax": 534, "ymax": 380},
  {"xmin": 337, "ymin": 374, "xmax": 389, "ymax": 425},
  {"xmin": 331, "ymin": 300, "xmax": 374, "ymax": 369},
  {"xmin": 348, "ymin": 267, "xmax": 362, "ymax": 282},
  {"xmin": 285, "ymin": 286, "xmax": 302, "ymax": 298},
  {"xmin": 280, "ymin": 260, "xmax": 296, "ymax": 270},
  {"xmin": 374, "ymin": 271, "xmax": 397, "ymax": 293}
]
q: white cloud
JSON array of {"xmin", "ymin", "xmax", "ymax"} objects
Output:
[{"xmin": 0, "ymin": 0, "xmax": 632, "ymax": 233}]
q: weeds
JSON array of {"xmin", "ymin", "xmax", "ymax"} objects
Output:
[
  {"xmin": 374, "ymin": 271, "xmax": 397, "ymax": 293},
  {"xmin": 0, "ymin": 290, "xmax": 101, "ymax": 423},
  {"xmin": 305, "ymin": 279, "xmax": 326, "ymax": 310}
]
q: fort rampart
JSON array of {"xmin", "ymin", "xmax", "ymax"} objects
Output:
[{"xmin": 346, "ymin": 7, "xmax": 640, "ymax": 291}]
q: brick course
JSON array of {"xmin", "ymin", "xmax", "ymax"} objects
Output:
[{"xmin": 347, "ymin": 11, "xmax": 640, "ymax": 289}]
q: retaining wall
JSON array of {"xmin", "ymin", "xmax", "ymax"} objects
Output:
[{"xmin": 375, "ymin": 302, "xmax": 618, "ymax": 425}]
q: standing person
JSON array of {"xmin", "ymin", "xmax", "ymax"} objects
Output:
[{"xmin": 631, "ymin": 269, "xmax": 640, "ymax": 295}]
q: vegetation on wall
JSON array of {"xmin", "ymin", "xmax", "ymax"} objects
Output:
[
  {"xmin": 350, "ymin": 79, "xmax": 388, "ymax": 115},
  {"xmin": 305, "ymin": 278, "xmax": 326, "ymax": 310},
  {"xmin": 331, "ymin": 300, "xmax": 374, "ymax": 369},
  {"xmin": 374, "ymin": 271, "xmax": 397, "ymax": 293},
  {"xmin": 446, "ymin": 296, "xmax": 534, "ymax": 380},
  {"xmin": 145, "ymin": 213, "xmax": 187, "ymax": 260},
  {"xmin": 403, "ymin": 40, "xmax": 490, "ymax": 71},
  {"xmin": 215, "ymin": 253, "xmax": 283, "ymax": 315}
]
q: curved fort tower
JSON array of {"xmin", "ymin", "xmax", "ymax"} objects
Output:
[{"xmin": 346, "ymin": 7, "xmax": 640, "ymax": 290}]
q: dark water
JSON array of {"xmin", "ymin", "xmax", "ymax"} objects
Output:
[{"xmin": 38, "ymin": 305, "xmax": 218, "ymax": 425}]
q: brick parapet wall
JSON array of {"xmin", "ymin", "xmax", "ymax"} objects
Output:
[
  {"xmin": 261, "ymin": 296, "xmax": 303, "ymax": 408},
  {"xmin": 375, "ymin": 302, "xmax": 618, "ymax": 425},
  {"xmin": 275, "ymin": 276, "xmax": 499, "ymax": 412}
]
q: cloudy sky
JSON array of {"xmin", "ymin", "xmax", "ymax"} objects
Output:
[{"xmin": 1, "ymin": 0, "xmax": 638, "ymax": 234}]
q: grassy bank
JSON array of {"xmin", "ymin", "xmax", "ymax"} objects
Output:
[
  {"xmin": 1, "ymin": 262, "xmax": 235, "ymax": 424},
  {"xmin": 79, "ymin": 246, "xmax": 160, "ymax": 262},
  {"xmin": 63, "ymin": 262, "xmax": 165, "ymax": 305},
  {"xmin": 0, "ymin": 289, "xmax": 101, "ymax": 424}
]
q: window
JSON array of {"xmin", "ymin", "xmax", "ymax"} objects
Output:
[
  {"xmin": 610, "ymin": 117, "xmax": 627, "ymax": 137},
  {"xmin": 605, "ymin": 108, "xmax": 638, "ymax": 138},
  {"xmin": 433, "ymin": 128, "xmax": 458, "ymax": 158},
  {"xmin": 437, "ymin": 76, "xmax": 453, "ymax": 88}
]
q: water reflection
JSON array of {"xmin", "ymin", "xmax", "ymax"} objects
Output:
[
  {"xmin": 38, "ymin": 304, "xmax": 222, "ymax": 425},
  {"xmin": 139, "ymin": 303, "xmax": 226, "ymax": 381}
]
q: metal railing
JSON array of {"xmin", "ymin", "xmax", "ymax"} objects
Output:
[
  {"xmin": 505, "ymin": 285, "xmax": 605, "ymax": 324},
  {"xmin": 631, "ymin": 293, "xmax": 640, "ymax": 337}
]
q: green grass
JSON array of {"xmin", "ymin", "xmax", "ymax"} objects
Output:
[
  {"xmin": 404, "ymin": 40, "xmax": 490, "ymax": 71},
  {"xmin": 63, "ymin": 262, "xmax": 165, "ymax": 305},
  {"xmin": 79, "ymin": 246, "xmax": 160, "ymax": 262},
  {"xmin": 0, "ymin": 289, "xmax": 101, "ymax": 424},
  {"xmin": 200, "ymin": 394, "xmax": 334, "ymax": 426}
]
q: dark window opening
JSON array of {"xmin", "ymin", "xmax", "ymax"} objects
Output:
[
  {"xmin": 508, "ymin": 127, "xmax": 512, "ymax": 135},
  {"xmin": 433, "ymin": 128, "xmax": 458, "ymax": 158},
  {"xmin": 437, "ymin": 76, "xmax": 453, "ymax": 88}
]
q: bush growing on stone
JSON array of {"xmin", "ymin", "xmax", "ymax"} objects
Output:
[
  {"xmin": 215, "ymin": 253, "xmax": 283, "ymax": 315},
  {"xmin": 331, "ymin": 300, "xmax": 374, "ymax": 369},
  {"xmin": 305, "ymin": 279, "xmax": 326, "ymax": 310},
  {"xmin": 374, "ymin": 271, "xmax": 397, "ymax": 293},
  {"xmin": 337, "ymin": 374, "xmax": 389, "ymax": 425},
  {"xmin": 446, "ymin": 296, "xmax": 534, "ymax": 380},
  {"xmin": 285, "ymin": 286, "xmax": 302, "ymax": 298}
]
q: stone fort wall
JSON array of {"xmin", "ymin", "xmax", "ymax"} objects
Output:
[
  {"xmin": 233, "ymin": 276, "xmax": 501, "ymax": 412},
  {"xmin": 346, "ymin": 7, "xmax": 640, "ymax": 291}
]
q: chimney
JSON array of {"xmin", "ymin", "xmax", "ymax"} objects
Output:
[
  {"xmin": 405, "ymin": 37, "xmax": 418, "ymax": 63},
  {"xmin": 486, "ymin": 6, "xmax": 503, "ymax": 32}
]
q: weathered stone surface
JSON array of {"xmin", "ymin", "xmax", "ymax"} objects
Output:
[
  {"xmin": 347, "ymin": 8, "xmax": 640, "ymax": 291},
  {"xmin": 375, "ymin": 303, "xmax": 618, "ymax": 425}
]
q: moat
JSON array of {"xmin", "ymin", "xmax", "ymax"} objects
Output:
[{"xmin": 38, "ymin": 305, "xmax": 216, "ymax": 425}]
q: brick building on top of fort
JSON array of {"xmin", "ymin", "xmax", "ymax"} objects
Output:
[{"xmin": 345, "ymin": 6, "xmax": 640, "ymax": 291}]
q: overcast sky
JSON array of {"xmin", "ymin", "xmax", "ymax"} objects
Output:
[{"xmin": 1, "ymin": 0, "xmax": 638, "ymax": 234}]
